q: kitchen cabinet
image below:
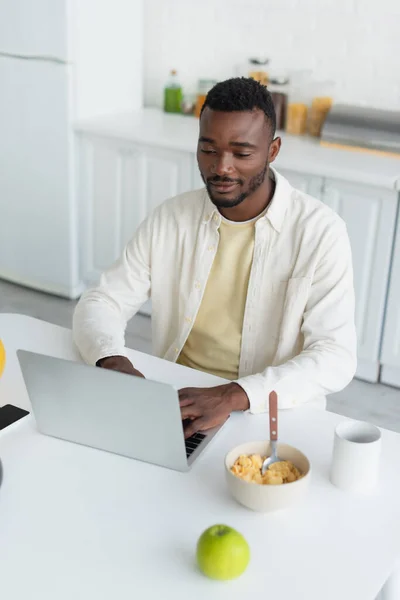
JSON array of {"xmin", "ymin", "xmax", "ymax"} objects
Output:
[
  {"xmin": 278, "ymin": 169, "xmax": 324, "ymax": 198},
  {"xmin": 321, "ymin": 179, "xmax": 398, "ymax": 382},
  {"xmin": 381, "ymin": 212, "xmax": 400, "ymax": 387},
  {"xmin": 78, "ymin": 134, "xmax": 192, "ymax": 285},
  {"xmin": 144, "ymin": 146, "xmax": 193, "ymax": 213}
]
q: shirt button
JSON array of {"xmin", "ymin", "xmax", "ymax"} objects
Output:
[
  {"xmin": 174, "ymin": 347, "xmax": 179, "ymax": 353},
  {"xmin": 213, "ymin": 214, "xmax": 219, "ymax": 222},
  {"xmin": 208, "ymin": 245, "xmax": 215, "ymax": 252},
  {"xmin": 185, "ymin": 317, "xmax": 192, "ymax": 324},
  {"xmin": 195, "ymin": 281, "xmax": 201, "ymax": 289}
]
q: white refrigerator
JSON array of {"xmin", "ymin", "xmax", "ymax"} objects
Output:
[{"xmin": 0, "ymin": 0, "xmax": 143, "ymax": 298}]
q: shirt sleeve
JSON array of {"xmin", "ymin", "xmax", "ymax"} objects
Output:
[
  {"xmin": 235, "ymin": 225, "xmax": 357, "ymax": 412},
  {"xmin": 73, "ymin": 215, "xmax": 152, "ymax": 366}
]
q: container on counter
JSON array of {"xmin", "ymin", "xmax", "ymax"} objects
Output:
[
  {"xmin": 268, "ymin": 75, "xmax": 289, "ymax": 131},
  {"xmin": 248, "ymin": 58, "xmax": 269, "ymax": 85},
  {"xmin": 286, "ymin": 89, "xmax": 309, "ymax": 135},
  {"xmin": 308, "ymin": 81, "xmax": 334, "ymax": 137},
  {"xmin": 194, "ymin": 79, "xmax": 217, "ymax": 118},
  {"xmin": 181, "ymin": 93, "xmax": 196, "ymax": 116},
  {"xmin": 164, "ymin": 69, "xmax": 183, "ymax": 114},
  {"xmin": 284, "ymin": 70, "xmax": 312, "ymax": 136}
]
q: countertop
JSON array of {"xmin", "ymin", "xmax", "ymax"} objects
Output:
[{"xmin": 75, "ymin": 108, "xmax": 400, "ymax": 191}]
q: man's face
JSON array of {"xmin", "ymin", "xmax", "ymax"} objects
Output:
[{"xmin": 197, "ymin": 108, "xmax": 280, "ymax": 209}]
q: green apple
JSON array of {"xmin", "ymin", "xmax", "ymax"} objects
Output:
[{"xmin": 196, "ymin": 524, "xmax": 250, "ymax": 580}]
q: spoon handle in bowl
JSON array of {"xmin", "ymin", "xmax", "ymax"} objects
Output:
[{"xmin": 269, "ymin": 391, "xmax": 278, "ymax": 441}]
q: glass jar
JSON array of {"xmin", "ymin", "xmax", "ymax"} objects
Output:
[
  {"xmin": 285, "ymin": 70, "xmax": 312, "ymax": 136},
  {"xmin": 286, "ymin": 87, "xmax": 310, "ymax": 135},
  {"xmin": 268, "ymin": 75, "xmax": 289, "ymax": 131},
  {"xmin": 308, "ymin": 80, "xmax": 334, "ymax": 137},
  {"xmin": 181, "ymin": 93, "xmax": 196, "ymax": 116},
  {"xmin": 194, "ymin": 79, "xmax": 217, "ymax": 118},
  {"xmin": 248, "ymin": 58, "xmax": 269, "ymax": 85}
]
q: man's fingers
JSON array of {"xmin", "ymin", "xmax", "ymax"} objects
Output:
[
  {"xmin": 178, "ymin": 388, "xmax": 196, "ymax": 406},
  {"xmin": 178, "ymin": 387, "xmax": 193, "ymax": 395},
  {"xmin": 132, "ymin": 369, "xmax": 145, "ymax": 378},
  {"xmin": 184, "ymin": 418, "xmax": 208, "ymax": 439},
  {"xmin": 180, "ymin": 404, "xmax": 202, "ymax": 420},
  {"xmin": 184, "ymin": 413, "xmax": 229, "ymax": 438},
  {"xmin": 179, "ymin": 396, "xmax": 194, "ymax": 407},
  {"xmin": 178, "ymin": 387, "xmax": 194, "ymax": 397}
]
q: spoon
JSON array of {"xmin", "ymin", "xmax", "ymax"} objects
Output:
[{"xmin": 261, "ymin": 391, "xmax": 281, "ymax": 475}]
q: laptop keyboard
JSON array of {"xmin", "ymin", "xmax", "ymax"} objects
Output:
[{"xmin": 185, "ymin": 432, "xmax": 206, "ymax": 458}]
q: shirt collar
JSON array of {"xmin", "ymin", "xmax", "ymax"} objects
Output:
[
  {"xmin": 264, "ymin": 167, "xmax": 291, "ymax": 233},
  {"xmin": 202, "ymin": 190, "xmax": 219, "ymax": 225},
  {"xmin": 201, "ymin": 167, "xmax": 292, "ymax": 232}
]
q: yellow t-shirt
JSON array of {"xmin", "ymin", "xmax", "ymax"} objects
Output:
[{"xmin": 177, "ymin": 214, "xmax": 257, "ymax": 380}]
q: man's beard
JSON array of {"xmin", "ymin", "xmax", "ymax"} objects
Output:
[{"xmin": 203, "ymin": 162, "xmax": 268, "ymax": 209}]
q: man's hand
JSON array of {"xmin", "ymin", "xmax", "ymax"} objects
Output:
[
  {"xmin": 96, "ymin": 355, "xmax": 145, "ymax": 378},
  {"xmin": 179, "ymin": 383, "xmax": 250, "ymax": 438}
]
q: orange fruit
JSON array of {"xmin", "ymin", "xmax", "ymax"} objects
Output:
[{"xmin": 0, "ymin": 340, "xmax": 5, "ymax": 377}]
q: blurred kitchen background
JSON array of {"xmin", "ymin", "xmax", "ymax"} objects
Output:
[{"xmin": 1, "ymin": 0, "xmax": 400, "ymax": 428}]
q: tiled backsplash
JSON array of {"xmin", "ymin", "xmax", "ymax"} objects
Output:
[{"xmin": 144, "ymin": 0, "xmax": 400, "ymax": 111}]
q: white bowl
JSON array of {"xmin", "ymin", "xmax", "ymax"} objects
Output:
[{"xmin": 225, "ymin": 441, "xmax": 311, "ymax": 513}]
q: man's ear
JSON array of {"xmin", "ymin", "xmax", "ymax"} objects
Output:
[{"xmin": 268, "ymin": 137, "xmax": 281, "ymax": 164}]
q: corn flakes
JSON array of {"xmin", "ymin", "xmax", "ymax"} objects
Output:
[{"xmin": 231, "ymin": 454, "xmax": 303, "ymax": 485}]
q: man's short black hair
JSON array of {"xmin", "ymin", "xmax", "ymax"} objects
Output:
[{"xmin": 201, "ymin": 77, "xmax": 276, "ymax": 136}]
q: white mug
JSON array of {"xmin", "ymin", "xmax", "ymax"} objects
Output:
[{"xmin": 330, "ymin": 420, "xmax": 381, "ymax": 493}]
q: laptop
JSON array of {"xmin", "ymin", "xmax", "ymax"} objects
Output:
[{"xmin": 17, "ymin": 350, "xmax": 226, "ymax": 472}]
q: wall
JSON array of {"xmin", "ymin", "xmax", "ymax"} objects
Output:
[
  {"xmin": 71, "ymin": 0, "xmax": 143, "ymax": 120},
  {"xmin": 143, "ymin": 0, "xmax": 400, "ymax": 111}
]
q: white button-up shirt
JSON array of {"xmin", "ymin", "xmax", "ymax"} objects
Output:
[{"xmin": 73, "ymin": 169, "xmax": 357, "ymax": 413}]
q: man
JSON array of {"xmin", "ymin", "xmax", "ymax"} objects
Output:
[{"xmin": 73, "ymin": 77, "xmax": 357, "ymax": 438}]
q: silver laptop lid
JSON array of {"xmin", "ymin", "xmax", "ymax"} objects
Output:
[{"xmin": 17, "ymin": 350, "xmax": 190, "ymax": 472}]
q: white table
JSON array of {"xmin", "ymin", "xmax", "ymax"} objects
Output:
[{"xmin": 1, "ymin": 314, "xmax": 400, "ymax": 600}]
